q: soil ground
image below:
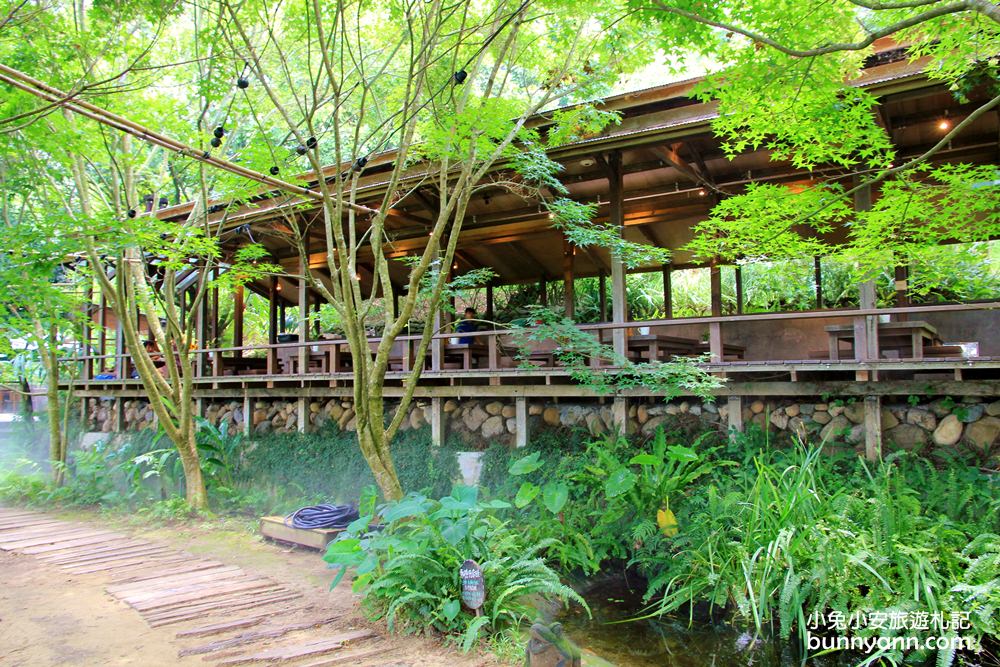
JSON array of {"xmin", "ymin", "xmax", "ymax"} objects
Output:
[{"xmin": 0, "ymin": 507, "xmax": 499, "ymax": 667}]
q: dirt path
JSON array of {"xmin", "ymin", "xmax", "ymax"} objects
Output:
[{"xmin": 0, "ymin": 507, "xmax": 495, "ymax": 667}]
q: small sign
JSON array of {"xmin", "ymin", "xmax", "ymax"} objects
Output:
[{"xmin": 459, "ymin": 559, "xmax": 485, "ymax": 610}]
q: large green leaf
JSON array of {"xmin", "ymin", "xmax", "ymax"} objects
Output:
[
  {"xmin": 515, "ymin": 482, "xmax": 540, "ymax": 508},
  {"xmin": 509, "ymin": 452, "xmax": 543, "ymax": 476},
  {"xmin": 667, "ymin": 445, "xmax": 698, "ymax": 462},
  {"xmin": 604, "ymin": 467, "xmax": 637, "ymax": 498},
  {"xmin": 542, "ymin": 482, "xmax": 569, "ymax": 514},
  {"xmin": 629, "ymin": 453, "xmax": 662, "ymax": 466}
]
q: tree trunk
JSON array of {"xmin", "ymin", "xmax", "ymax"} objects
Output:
[
  {"xmin": 357, "ymin": 398, "xmax": 403, "ymax": 501},
  {"xmin": 176, "ymin": 423, "xmax": 207, "ymax": 509},
  {"xmin": 44, "ymin": 352, "xmax": 65, "ymax": 485}
]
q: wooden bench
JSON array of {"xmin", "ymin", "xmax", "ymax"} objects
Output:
[{"xmin": 259, "ymin": 516, "xmax": 342, "ymax": 551}]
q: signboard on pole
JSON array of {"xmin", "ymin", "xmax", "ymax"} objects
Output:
[{"xmin": 459, "ymin": 559, "xmax": 485, "ymax": 611}]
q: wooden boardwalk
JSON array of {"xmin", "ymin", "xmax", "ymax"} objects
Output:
[{"xmin": 0, "ymin": 507, "xmax": 391, "ymax": 666}]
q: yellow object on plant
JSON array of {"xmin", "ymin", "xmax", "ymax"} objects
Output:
[{"xmin": 657, "ymin": 502, "xmax": 678, "ymax": 537}]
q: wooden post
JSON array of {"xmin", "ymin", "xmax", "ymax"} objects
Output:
[
  {"xmin": 81, "ymin": 282, "xmax": 93, "ymax": 381},
  {"xmin": 114, "ymin": 397, "xmax": 125, "ymax": 432},
  {"xmin": 267, "ymin": 277, "xmax": 278, "ymax": 376},
  {"xmin": 863, "ymin": 395, "xmax": 882, "ymax": 461},
  {"xmin": 211, "ymin": 269, "xmax": 222, "ymax": 377},
  {"xmin": 814, "ymin": 257, "xmax": 824, "ymax": 309},
  {"xmin": 233, "ymin": 284, "xmax": 245, "ymax": 358},
  {"xmin": 298, "ymin": 253, "xmax": 309, "ymax": 375},
  {"xmin": 242, "ymin": 395, "xmax": 252, "ymax": 436},
  {"xmin": 563, "ymin": 238, "xmax": 575, "ymax": 319},
  {"xmin": 297, "ymin": 396, "xmax": 307, "ymax": 433},
  {"xmin": 485, "ymin": 284, "xmax": 495, "ymax": 323},
  {"xmin": 612, "ymin": 396, "xmax": 627, "ymax": 433},
  {"xmin": 608, "ymin": 151, "xmax": 627, "ymax": 360},
  {"xmin": 194, "ymin": 277, "xmax": 206, "ymax": 378},
  {"xmin": 734, "ymin": 266, "xmax": 744, "ymax": 315},
  {"xmin": 661, "ymin": 263, "xmax": 672, "ymax": 318},
  {"xmin": 515, "ymin": 397, "xmax": 528, "ymax": 448},
  {"xmin": 854, "ymin": 181, "xmax": 879, "ymax": 379},
  {"xmin": 598, "ymin": 272, "xmax": 607, "ymax": 322},
  {"xmin": 430, "ymin": 397, "xmax": 444, "ymax": 446},
  {"xmin": 709, "ymin": 262, "xmax": 723, "ymax": 362},
  {"xmin": 539, "ymin": 279, "xmax": 547, "ymax": 307},
  {"xmin": 114, "ymin": 316, "xmax": 125, "ymax": 379},
  {"xmin": 727, "ymin": 396, "xmax": 744, "ymax": 437},
  {"xmin": 98, "ymin": 292, "xmax": 107, "ymax": 373},
  {"xmin": 894, "ymin": 264, "xmax": 909, "ymax": 320}
]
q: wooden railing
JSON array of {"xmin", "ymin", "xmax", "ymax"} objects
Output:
[{"xmin": 71, "ymin": 300, "xmax": 999, "ymax": 382}]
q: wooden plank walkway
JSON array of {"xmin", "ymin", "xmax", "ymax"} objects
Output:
[{"xmin": 0, "ymin": 507, "xmax": 388, "ymax": 666}]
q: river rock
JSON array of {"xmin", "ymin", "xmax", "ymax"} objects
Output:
[
  {"xmin": 829, "ymin": 404, "xmax": 844, "ymax": 417},
  {"xmin": 690, "ymin": 405, "xmax": 702, "ymax": 416},
  {"xmin": 642, "ymin": 415, "xmax": 668, "ymax": 435},
  {"xmin": 485, "ymin": 401, "xmax": 503, "ymax": 416},
  {"xmin": 444, "ymin": 399, "xmax": 459, "ymax": 413},
  {"xmin": 770, "ymin": 411, "xmax": 789, "ymax": 430},
  {"xmin": 932, "ymin": 414, "xmax": 963, "ymax": 446},
  {"xmin": 636, "ymin": 405, "xmax": 649, "ymax": 424},
  {"xmin": 958, "ymin": 404, "xmax": 985, "ymax": 423},
  {"xmin": 665, "ymin": 404, "xmax": 680, "ymax": 416},
  {"xmin": 482, "ymin": 415, "xmax": 505, "ymax": 439},
  {"xmin": 788, "ymin": 416, "xmax": 808, "ymax": 440},
  {"xmin": 586, "ymin": 414, "xmax": 607, "ymax": 435},
  {"xmin": 338, "ymin": 408, "xmax": 355, "ymax": 430},
  {"xmin": 542, "ymin": 407, "xmax": 560, "ymax": 426},
  {"xmin": 506, "ymin": 418, "xmax": 517, "ymax": 434},
  {"xmin": 560, "ymin": 405, "xmax": 589, "ymax": 427},
  {"xmin": 844, "ymin": 402, "xmax": 865, "ymax": 424},
  {"xmin": 820, "ymin": 415, "xmax": 850, "ymax": 442},
  {"xmin": 887, "ymin": 424, "xmax": 928, "ymax": 451},
  {"xmin": 906, "ymin": 409, "xmax": 936, "ymax": 431},
  {"xmin": 502, "ymin": 405, "xmax": 516, "ymax": 419},
  {"xmin": 785, "ymin": 404, "xmax": 800, "ymax": 418},
  {"xmin": 703, "ymin": 401, "xmax": 718, "ymax": 414},
  {"xmin": 812, "ymin": 411, "xmax": 832, "ymax": 425},
  {"xmin": 965, "ymin": 416, "xmax": 1000, "ymax": 452},
  {"xmin": 464, "ymin": 405, "xmax": 488, "ymax": 431},
  {"xmin": 880, "ymin": 408, "xmax": 899, "ymax": 430},
  {"xmin": 749, "ymin": 400, "xmax": 764, "ymax": 414},
  {"xmin": 928, "ymin": 399, "xmax": 953, "ymax": 417},
  {"xmin": 328, "ymin": 404, "xmax": 344, "ymax": 421},
  {"xmin": 255, "ymin": 419, "xmax": 272, "ymax": 434},
  {"xmin": 529, "ymin": 404, "xmax": 543, "ymax": 416}
]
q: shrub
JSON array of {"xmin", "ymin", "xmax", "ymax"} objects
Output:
[{"xmin": 324, "ymin": 485, "xmax": 587, "ymax": 651}]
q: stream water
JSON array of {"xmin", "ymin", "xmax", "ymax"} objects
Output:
[{"xmin": 556, "ymin": 576, "xmax": 856, "ymax": 667}]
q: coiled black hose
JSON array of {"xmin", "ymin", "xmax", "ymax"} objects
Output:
[{"xmin": 285, "ymin": 504, "xmax": 359, "ymax": 530}]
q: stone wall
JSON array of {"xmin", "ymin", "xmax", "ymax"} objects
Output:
[{"xmin": 84, "ymin": 394, "xmax": 1000, "ymax": 463}]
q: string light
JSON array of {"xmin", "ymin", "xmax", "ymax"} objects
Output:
[
  {"xmin": 938, "ymin": 118, "xmax": 951, "ymax": 131},
  {"xmin": 698, "ymin": 189, "xmax": 706, "ymax": 196}
]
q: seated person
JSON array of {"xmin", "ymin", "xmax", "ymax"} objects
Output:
[{"xmin": 455, "ymin": 307, "xmax": 479, "ymax": 345}]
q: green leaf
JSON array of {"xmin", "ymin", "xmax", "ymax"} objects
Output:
[
  {"xmin": 666, "ymin": 445, "xmax": 698, "ymax": 462},
  {"xmin": 509, "ymin": 452, "xmax": 543, "ymax": 476},
  {"xmin": 542, "ymin": 482, "xmax": 569, "ymax": 514},
  {"xmin": 514, "ymin": 482, "xmax": 540, "ymax": 508},
  {"xmin": 442, "ymin": 598, "xmax": 461, "ymax": 622},
  {"xmin": 604, "ymin": 467, "xmax": 637, "ymax": 498},
  {"xmin": 628, "ymin": 453, "xmax": 662, "ymax": 466}
]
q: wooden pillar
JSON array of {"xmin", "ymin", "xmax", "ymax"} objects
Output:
[
  {"xmin": 80, "ymin": 282, "xmax": 93, "ymax": 380},
  {"xmin": 515, "ymin": 397, "xmax": 528, "ymax": 448},
  {"xmin": 485, "ymin": 284, "xmax": 495, "ymax": 323},
  {"xmin": 854, "ymin": 181, "xmax": 879, "ymax": 378},
  {"xmin": 430, "ymin": 397, "xmax": 444, "ymax": 446},
  {"xmin": 114, "ymin": 397, "xmax": 125, "ymax": 432},
  {"xmin": 243, "ymin": 395, "xmax": 252, "ymax": 436},
  {"xmin": 598, "ymin": 272, "xmax": 607, "ymax": 322},
  {"xmin": 113, "ymin": 316, "xmax": 125, "ymax": 379},
  {"xmin": 727, "ymin": 396, "xmax": 744, "ymax": 436},
  {"xmin": 539, "ymin": 279, "xmax": 547, "ymax": 307},
  {"xmin": 194, "ymin": 278, "xmax": 206, "ymax": 378},
  {"xmin": 267, "ymin": 277, "xmax": 278, "ymax": 376},
  {"xmin": 612, "ymin": 397, "xmax": 627, "ymax": 433},
  {"xmin": 608, "ymin": 151, "xmax": 627, "ymax": 360},
  {"xmin": 661, "ymin": 263, "xmax": 672, "ymax": 318},
  {"xmin": 863, "ymin": 395, "xmax": 882, "ymax": 461},
  {"xmin": 297, "ymin": 396, "xmax": 307, "ymax": 433},
  {"xmin": 297, "ymin": 253, "xmax": 309, "ymax": 375},
  {"xmin": 709, "ymin": 262, "xmax": 723, "ymax": 362},
  {"xmin": 233, "ymin": 284, "xmax": 245, "ymax": 357},
  {"xmin": 814, "ymin": 257, "xmax": 824, "ymax": 309},
  {"xmin": 211, "ymin": 269, "xmax": 221, "ymax": 377},
  {"xmin": 563, "ymin": 238, "xmax": 575, "ymax": 319},
  {"xmin": 98, "ymin": 292, "xmax": 107, "ymax": 372},
  {"xmin": 734, "ymin": 266, "xmax": 744, "ymax": 315},
  {"xmin": 894, "ymin": 264, "xmax": 909, "ymax": 320}
]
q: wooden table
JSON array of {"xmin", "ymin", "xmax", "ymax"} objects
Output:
[
  {"xmin": 825, "ymin": 320, "xmax": 939, "ymax": 360},
  {"xmin": 625, "ymin": 334, "xmax": 744, "ymax": 362},
  {"xmin": 443, "ymin": 342, "xmax": 490, "ymax": 370}
]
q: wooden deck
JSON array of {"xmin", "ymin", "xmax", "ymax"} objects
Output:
[{"xmin": 0, "ymin": 507, "xmax": 387, "ymax": 665}]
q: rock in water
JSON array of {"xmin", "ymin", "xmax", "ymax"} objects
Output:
[{"xmin": 525, "ymin": 621, "xmax": 582, "ymax": 667}]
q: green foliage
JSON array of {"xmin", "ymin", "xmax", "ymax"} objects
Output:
[
  {"xmin": 510, "ymin": 306, "xmax": 724, "ymax": 399},
  {"xmin": 324, "ymin": 485, "xmax": 587, "ymax": 651}
]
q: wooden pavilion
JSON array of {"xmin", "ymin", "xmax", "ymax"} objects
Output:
[{"xmin": 72, "ymin": 41, "xmax": 1000, "ymax": 454}]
